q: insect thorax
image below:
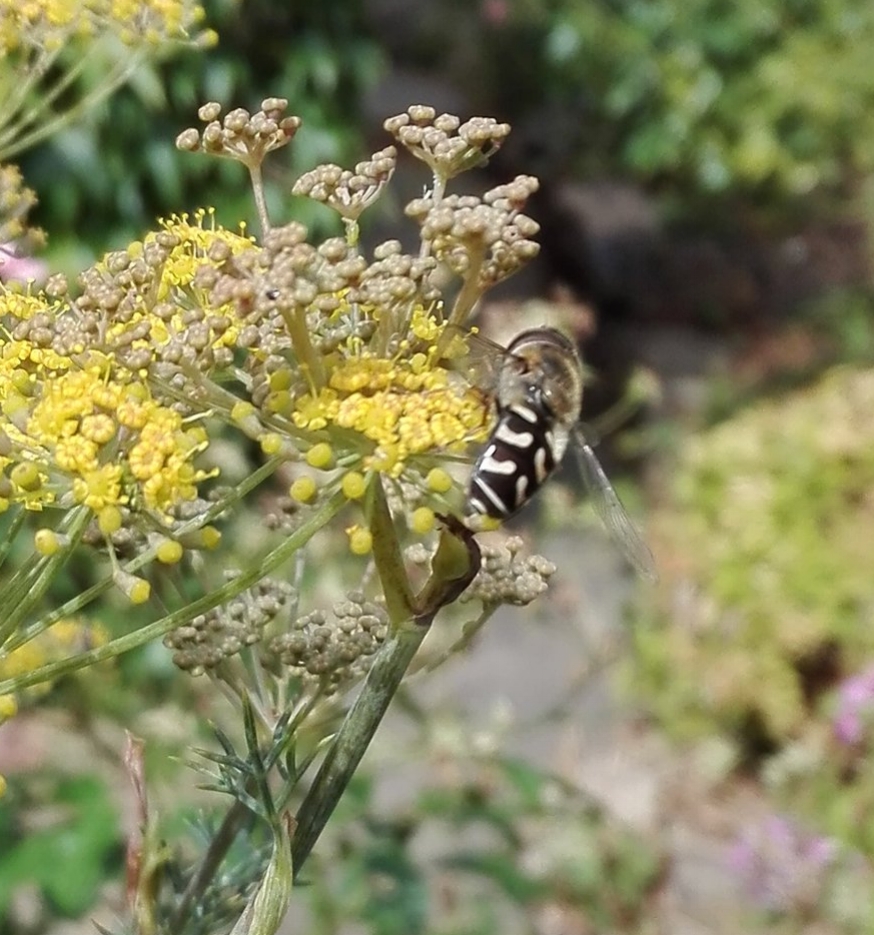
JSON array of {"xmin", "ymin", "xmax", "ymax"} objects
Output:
[{"xmin": 498, "ymin": 332, "xmax": 583, "ymax": 432}]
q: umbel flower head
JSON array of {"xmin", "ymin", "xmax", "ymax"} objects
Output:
[
  {"xmin": 169, "ymin": 101, "xmax": 544, "ymax": 545},
  {"xmin": 39, "ymin": 105, "xmax": 540, "ymax": 544},
  {"xmin": 0, "ymin": 103, "xmax": 547, "ymax": 708}
]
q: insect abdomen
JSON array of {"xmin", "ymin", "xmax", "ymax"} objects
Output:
[{"xmin": 468, "ymin": 404, "xmax": 556, "ymax": 518}]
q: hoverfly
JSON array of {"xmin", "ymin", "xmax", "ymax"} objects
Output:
[{"xmin": 459, "ymin": 326, "xmax": 657, "ymax": 581}]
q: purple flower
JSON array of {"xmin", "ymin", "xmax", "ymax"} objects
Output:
[
  {"xmin": 728, "ymin": 815, "xmax": 837, "ymax": 914},
  {"xmin": 833, "ymin": 665, "xmax": 874, "ymax": 745}
]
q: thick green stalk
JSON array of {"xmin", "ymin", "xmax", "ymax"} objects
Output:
[
  {"xmin": 291, "ymin": 516, "xmax": 480, "ymax": 877},
  {"xmin": 435, "ymin": 242, "xmax": 487, "ymax": 358},
  {"xmin": 290, "ymin": 624, "xmax": 426, "ymax": 876}
]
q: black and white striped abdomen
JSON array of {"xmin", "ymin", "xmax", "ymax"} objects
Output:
[{"xmin": 468, "ymin": 403, "xmax": 557, "ymax": 519}]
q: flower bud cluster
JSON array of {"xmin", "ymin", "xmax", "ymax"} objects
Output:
[
  {"xmin": 462, "ymin": 536, "xmax": 556, "ymax": 606},
  {"xmin": 354, "ymin": 241, "xmax": 441, "ymax": 323},
  {"xmin": 292, "ymin": 148, "xmax": 397, "ymax": 222},
  {"xmin": 270, "ymin": 592, "xmax": 388, "ymax": 693},
  {"xmin": 0, "ymin": 164, "xmax": 43, "ymax": 253},
  {"xmin": 164, "ymin": 578, "xmax": 295, "ymax": 675},
  {"xmin": 384, "ymin": 107, "xmax": 511, "ymax": 180},
  {"xmin": 73, "ymin": 210, "xmax": 253, "ymax": 376},
  {"xmin": 177, "ymin": 99, "xmax": 301, "ymax": 167},
  {"xmin": 406, "ymin": 178, "xmax": 540, "ymax": 288}
]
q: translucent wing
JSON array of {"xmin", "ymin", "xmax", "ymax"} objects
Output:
[
  {"xmin": 571, "ymin": 426, "xmax": 658, "ymax": 581},
  {"xmin": 440, "ymin": 325, "xmax": 517, "ymax": 394}
]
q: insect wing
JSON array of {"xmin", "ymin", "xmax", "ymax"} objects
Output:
[
  {"xmin": 572, "ymin": 426, "xmax": 657, "ymax": 581},
  {"xmin": 440, "ymin": 325, "xmax": 517, "ymax": 395}
]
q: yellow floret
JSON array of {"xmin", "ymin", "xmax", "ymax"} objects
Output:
[
  {"xmin": 347, "ymin": 525, "xmax": 373, "ymax": 555},
  {"xmin": 341, "ymin": 471, "xmax": 367, "ymax": 500},
  {"xmin": 34, "ymin": 528, "xmax": 63, "ymax": 556},
  {"xmin": 410, "ymin": 506, "xmax": 436, "ymax": 534},
  {"xmin": 259, "ymin": 432, "xmax": 283, "ymax": 455},
  {"xmin": 73, "ymin": 464, "xmax": 125, "ymax": 510},
  {"xmin": 98, "ymin": 505, "xmax": 123, "ymax": 535},
  {"xmin": 306, "ymin": 442, "xmax": 334, "ymax": 469},
  {"xmin": 426, "ymin": 467, "xmax": 453, "ymax": 493},
  {"xmin": 0, "ymin": 695, "xmax": 17, "ymax": 722},
  {"xmin": 156, "ymin": 538, "xmax": 184, "ymax": 564},
  {"xmin": 290, "ymin": 476, "xmax": 318, "ymax": 503}
]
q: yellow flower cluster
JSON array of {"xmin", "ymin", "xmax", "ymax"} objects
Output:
[
  {"xmin": 0, "ymin": 204, "xmax": 495, "ymax": 551},
  {"xmin": 155, "ymin": 210, "xmax": 253, "ymax": 291},
  {"xmin": 0, "ymin": 0, "xmax": 210, "ymax": 52},
  {"xmin": 0, "ymin": 342, "xmax": 210, "ymax": 518},
  {"xmin": 0, "ymin": 214, "xmax": 254, "ymax": 528},
  {"xmin": 293, "ymin": 320, "xmax": 490, "ymax": 476},
  {"xmin": 99, "ymin": 211, "xmax": 252, "ymax": 366}
]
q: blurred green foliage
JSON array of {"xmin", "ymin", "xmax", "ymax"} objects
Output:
[
  {"xmin": 497, "ymin": 0, "xmax": 874, "ymax": 207},
  {"xmin": 24, "ymin": 0, "xmax": 874, "ymax": 269},
  {"xmin": 769, "ymin": 732, "xmax": 874, "ymax": 864},
  {"xmin": 307, "ymin": 756, "xmax": 662, "ymax": 935},
  {"xmin": 0, "ymin": 734, "xmax": 661, "ymax": 932},
  {"xmin": 21, "ymin": 0, "xmax": 384, "ymax": 268},
  {"xmin": 634, "ymin": 362, "xmax": 874, "ymax": 748},
  {"xmin": 804, "ymin": 287, "xmax": 874, "ymax": 367},
  {"xmin": 0, "ymin": 774, "xmax": 119, "ymax": 926}
]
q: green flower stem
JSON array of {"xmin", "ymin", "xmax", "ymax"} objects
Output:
[
  {"xmin": 418, "ymin": 174, "xmax": 445, "ymax": 261},
  {"xmin": 291, "ymin": 516, "xmax": 480, "ymax": 877},
  {"xmin": 342, "ymin": 218, "xmax": 360, "ymax": 249},
  {"xmin": 280, "ymin": 307, "xmax": 326, "ymax": 392},
  {"xmin": 0, "ymin": 508, "xmax": 26, "ymax": 574},
  {"xmin": 0, "ymin": 490, "xmax": 347, "ymax": 696},
  {"xmin": 1, "ymin": 456, "xmax": 285, "ymax": 657},
  {"xmin": 435, "ymin": 242, "xmax": 487, "ymax": 358},
  {"xmin": 368, "ymin": 478, "xmax": 415, "ymax": 627},
  {"xmin": 0, "ymin": 48, "xmax": 147, "ymax": 161},
  {"xmin": 0, "ymin": 46, "xmax": 60, "ymax": 145},
  {"xmin": 0, "ymin": 50, "xmax": 86, "ymax": 146},
  {"xmin": 290, "ymin": 624, "xmax": 426, "ymax": 876},
  {"xmin": 0, "ymin": 505, "xmax": 87, "ymax": 623},
  {"xmin": 248, "ymin": 162, "xmax": 272, "ymax": 237},
  {"xmin": 0, "ymin": 505, "xmax": 91, "ymax": 646}
]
